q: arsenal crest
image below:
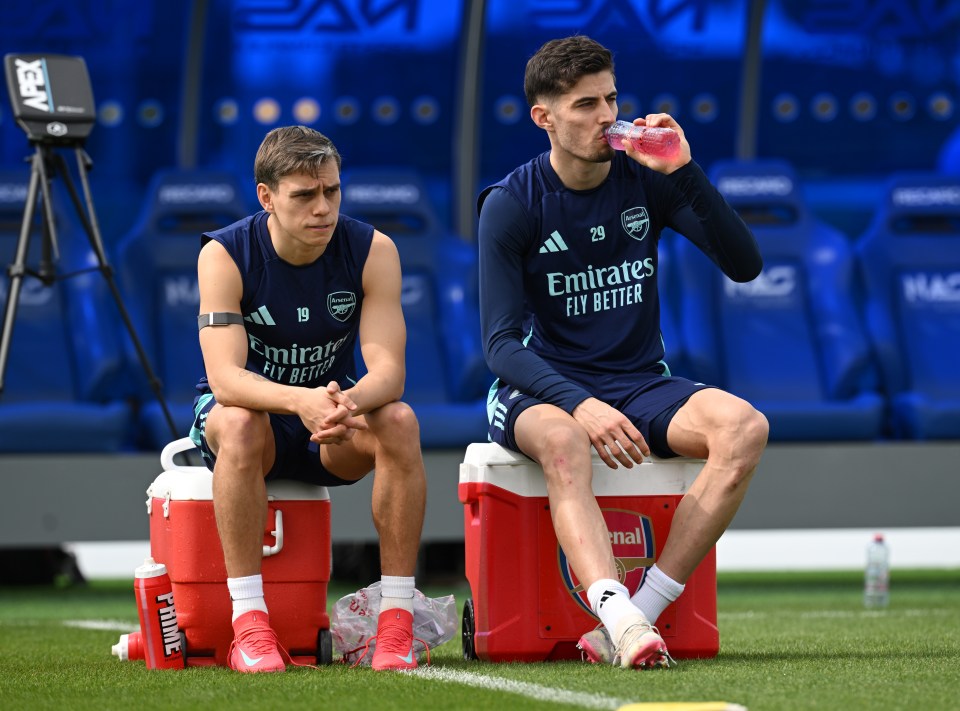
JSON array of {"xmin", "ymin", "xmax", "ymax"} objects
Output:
[
  {"xmin": 558, "ymin": 508, "xmax": 656, "ymax": 618},
  {"xmin": 327, "ymin": 291, "xmax": 357, "ymax": 322},
  {"xmin": 621, "ymin": 206, "xmax": 650, "ymax": 241}
]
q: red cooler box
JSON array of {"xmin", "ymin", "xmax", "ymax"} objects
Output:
[
  {"xmin": 147, "ymin": 437, "xmax": 332, "ymax": 667},
  {"xmin": 459, "ymin": 442, "xmax": 718, "ymax": 662}
]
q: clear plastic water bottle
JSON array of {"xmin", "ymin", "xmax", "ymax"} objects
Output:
[
  {"xmin": 864, "ymin": 533, "xmax": 890, "ymax": 609},
  {"xmin": 604, "ymin": 120, "xmax": 681, "ymax": 158}
]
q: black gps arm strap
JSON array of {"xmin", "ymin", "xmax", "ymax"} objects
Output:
[{"xmin": 197, "ymin": 312, "xmax": 244, "ymax": 331}]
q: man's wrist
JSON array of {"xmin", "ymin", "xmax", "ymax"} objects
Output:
[{"xmin": 567, "ymin": 394, "xmax": 593, "ymax": 416}]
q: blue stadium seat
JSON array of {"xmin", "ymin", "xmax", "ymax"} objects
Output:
[
  {"xmin": 939, "ymin": 127, "xmax": 960, "ymax": 176},
  {"xmin": 115, "ymin": 169, "xmax": 251, "ymax": 448},
  {"xmin": 340, "ymin": 168, "xmax": 489, "ymax": 448},
  {"xmin": 196, "ymin": 3, "xmax": 464, "ymax": 233},
  {"xmin": 477, "ymin": 4, "xmax": 745, "ymax": 195},
  {"xmin": 0, "ymin": 168, "xmax": 131, "ymax": 452},
  {"xmin": 656, "ymin": 232, "xmax": 692, "ymax": 380},
  {"xmin": 856, "ymin": 173, "xmax": 960, "ymax": 440},
  {"xmin": 675, "ymin": 160, "xmax": 884, "ymax": 441}
]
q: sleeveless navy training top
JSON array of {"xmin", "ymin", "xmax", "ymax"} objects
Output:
[{"xmin": 196, "ymin": 210, "xmax": 374, "ymax": 391}]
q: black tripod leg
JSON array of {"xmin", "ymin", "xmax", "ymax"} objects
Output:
[
  {"xmin": 57, "ymin": 148, "xmax": 181, "ymax": 443},
  {"xmin": 36, "ymin": 144, "xmax": 60, "ymax": 272},
  {"xmin": 0, "ymin": 153, "xmax": 42, "ymax": 394}
]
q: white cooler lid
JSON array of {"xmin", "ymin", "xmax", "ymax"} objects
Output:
[
  {"xmin": 149, "ymin": 437, "xmax": 330, "ymax": 501},
  {"xmin": 459, "ymin": 442, "xmax": 702, "ymax": 497}
]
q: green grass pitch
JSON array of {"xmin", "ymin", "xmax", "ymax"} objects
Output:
[{"xmin": 2, "ymin": 570, "xmax": 958, "ymax": 711}]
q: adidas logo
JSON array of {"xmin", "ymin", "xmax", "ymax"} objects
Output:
[
  {"xmin": 492, "ymin": 402, "xmax": 507, "ymax": 432},
  {"xmin": 539, "ymin": 230, "xmax": 568, "ymax": 253},
  {"xmin": 244, "ymin": 305, "xmax": 276, "ymax": 326}
]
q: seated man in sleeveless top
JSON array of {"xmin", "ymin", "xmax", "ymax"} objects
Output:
[
  {"xmin": 191, "ymin": 125, "xmax": 425, "ymax": 672},
  {"xmin": 477, "ymin": 36, "xmax": 769, "ymax": 669}
]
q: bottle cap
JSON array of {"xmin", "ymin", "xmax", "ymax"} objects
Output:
[
  {"xmin": 874, "ymin": 533, "xmax": 884, "ymax": 542},
  {"xmin": 111, "ymin": 634, "xmax": 129, "ymax": 661},
  {"xmin": 134, "ymin": 556, "xmax": 167, "ymax": 579},
  {"xmin": 112, "ymin": 631, "xmax": 146, "ymax": 661}
]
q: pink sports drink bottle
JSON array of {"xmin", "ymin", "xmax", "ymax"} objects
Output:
[
  {"xmin": 604, "ymin": 120, "xmax": 680, "ymax": 158},
  {"xmin": 134, "ymin": 557, "xmax": 185, "ymax": 669}
]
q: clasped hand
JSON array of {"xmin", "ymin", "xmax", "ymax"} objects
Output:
[{"xmin": 306, "ymin": 381, "xmax": 368, "ymax": 445}]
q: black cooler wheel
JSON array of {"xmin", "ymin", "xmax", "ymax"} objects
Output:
[
  {"xmin": 462, "ymin": 598, "xmax": 478, "ymax": 661},
  {"xmin": 316, "ymin": 627, "xmax": 333, "ymax": 664}
]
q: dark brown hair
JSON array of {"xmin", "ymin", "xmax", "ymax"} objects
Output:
[
  {"xmin": 524, "ymin": 35, "xmax": 615, "ymax": 107},
  {"xmin": 254, "ymin": 125, "xmax": 342, "ymax": 189}
]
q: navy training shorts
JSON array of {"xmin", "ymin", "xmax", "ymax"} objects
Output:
[
  {"xmin": 487, "ymin": 371, "xmax": 714, "ymax": 459},
  {"xmin": 188, "ymin": 390, "xmax": 358, "ymax": 487}
]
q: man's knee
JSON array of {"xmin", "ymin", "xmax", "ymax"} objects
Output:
[
  {"xmin": 208, "ymin": 406, "xmax": 270, "ymax": 454},
  {"xmin": 375, "ymin": 400, "xmax": 419, "ymax": 431},
  {"xmin": 368, "ymin": 400, "xmax": 420, "ymax": 445},
  {"xmin": 715, "ymin": 402, "xmax": 768, "ymax": 479},
  {"xmin": 535, "ymin": 423, "xmax": 593, "ymax": 490},
  {"xmin": 539, "ymin": 422, "xmax": 590, "ymax": 459},
  {"xmin": 744, "ymin": 407, "xmax": 769, "ymax": 452}
]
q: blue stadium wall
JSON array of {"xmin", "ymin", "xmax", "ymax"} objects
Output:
[
  {"xmin": 1, "ymin": 1, "xmax": 960, "ymax": 547},
  {"xmin": 1, "ymin": 0, "xmax": 959, "ymax": 452},
  {"xmin": 3, "ymin": 1, "xmax": 957, "ymax": 241}
]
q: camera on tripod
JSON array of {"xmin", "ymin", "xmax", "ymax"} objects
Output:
[
  {"xmin": 0, "ymin": 52, "xmax": 177, "ymax": 440},
  {"xmin": 4, "ymin": 53, "xmax": 96, "ymax": 146}
]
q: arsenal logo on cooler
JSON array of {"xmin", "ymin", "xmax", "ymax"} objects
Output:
[{"xmin": 558, "ymin": 508, "xmax": 656, "ymax": 618}]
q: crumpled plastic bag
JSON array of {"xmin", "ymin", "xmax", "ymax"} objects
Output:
[{"xmin": 330, "ymin": 581, "xmax": 457, "ymax": 665}]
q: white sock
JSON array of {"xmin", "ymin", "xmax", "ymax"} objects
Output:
[
  {"xmin": 380, "ymin": 575, "xmax": 415, "ymax": 614},
  {"xmin": 630, "ymin": 564, "xmax": 685, "ymax": 624},
  {"xmin": 587, "ymin": 579, "xmax": 637, "ymax": 641},
  {"xmin": 227, "ymin": 574, "xmax": 268, "ymax": 622}
]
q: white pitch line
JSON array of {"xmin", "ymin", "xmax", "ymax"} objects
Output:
[
  {"xmin": 411, "ymin": 666, "xmax": 633, "ymax": 709},
  {"xmin": 64, "ymin": 619, "xmax": 137, "ymax": 632},
  {"xmin": 719, "ymin": 607, "xmax": 954, "ymax": 622}
]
